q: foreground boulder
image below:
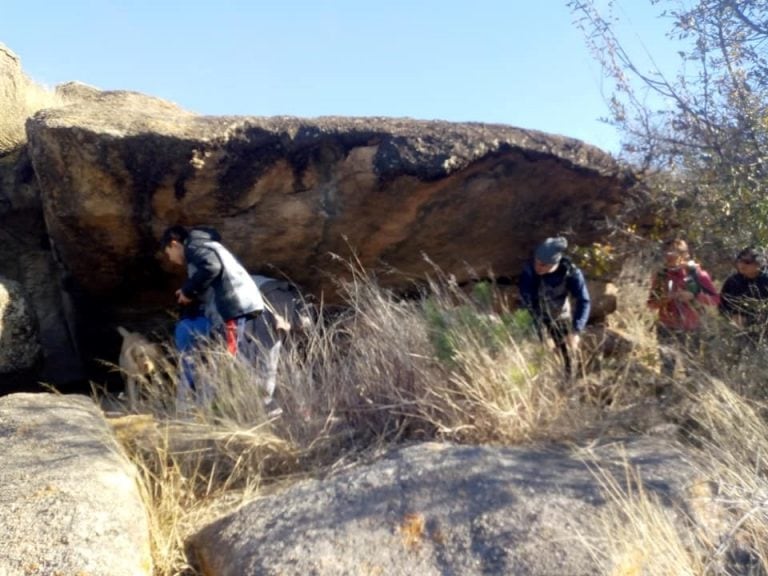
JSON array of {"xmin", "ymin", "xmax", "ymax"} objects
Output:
[
  {"xmin": 0, "ymin": 393, "xmax": 152, "ymax": 575},
  {"xmin": 188, "ymin": 439, "xmax": 724, "ymax": 576}
]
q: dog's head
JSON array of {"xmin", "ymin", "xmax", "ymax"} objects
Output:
[
  {"xmin": 117, "ymin": 326, "xmax": 164, "ymax": 378},
  {"xmin": 131, "ymin": 346, "xmax": 159, "ymax": 376}
]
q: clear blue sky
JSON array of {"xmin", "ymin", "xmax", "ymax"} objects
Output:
[{"xmin": 2, "ymin": 0, "xmax": 680, "ymax": 154}]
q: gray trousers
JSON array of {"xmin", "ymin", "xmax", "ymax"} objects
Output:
[{"xmin": 244, "ymin": 310, "xmax": 283, "ymax": 400}]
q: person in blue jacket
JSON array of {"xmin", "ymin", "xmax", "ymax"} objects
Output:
[{"xmin": 518, "ymin": 236, "xmax": 591, "ymax": 378}]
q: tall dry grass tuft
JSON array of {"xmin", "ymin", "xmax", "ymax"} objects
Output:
[
  {"xmin": 115, "ymin": 259, "xmax": 737, "ymax": 573},
  {"xmin": 585, "ymin": 463, "xmax": 707, "ymax": 576},
  {"xmin": 416, "ymin": 277, "xmax": 566, "ymax": 442},
  {"xmin": 684, "ymin": 378, "xmax": 768, "ymax": 572},
  {"xmin": 307, "ymin": 261, "xmax": 577, "ymax": 445},
  {"xmin": 115, "ymin": 417, "xmax": 274, "ymax": 576},
  {"xmin": 585, "ymin": 379, "xmax": 768, "ymax": 576},
  {"xmin": 0, "ymin": 73, "xmax": 62, "ymax": 153},
  {"xmin": 267, "ymin": 261, "xmax": 575, "ymax": 448}
]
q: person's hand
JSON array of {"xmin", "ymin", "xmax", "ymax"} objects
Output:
[
  {"xmin": 274, "ymin": 313, "xmax": 291, "ymax": 334},
  {"xmin": 175, "ymin": 289, "xmax": 193, "ymax": 305},
  {"xmin": 566, "ymin": 332, "xmax": 581, "ymax": 351},
  {"xmin": 673, "ymin": 290, "xmax": 695, "ymax": 303}
]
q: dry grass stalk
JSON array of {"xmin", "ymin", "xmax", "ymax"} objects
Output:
[
  {"xmin": 106, "ymin": 258, "xmax": 768, "ymax": 574},
  {"xmin": 0, "ymin": 75, "xmax": 62, "ymax": 153}
]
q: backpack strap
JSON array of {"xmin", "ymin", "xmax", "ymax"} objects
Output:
[{"xmin": 687, "ymin": 263, "xmax": 717, "ymax": 296}]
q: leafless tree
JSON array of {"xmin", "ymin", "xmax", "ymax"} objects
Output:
[{"xmin": 569, "ymin": 0, "xmax": 768, "ymax": 251}]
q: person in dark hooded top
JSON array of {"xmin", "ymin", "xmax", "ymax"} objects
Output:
[
  {"xmin": 161, "ymin": 225, "xmax": 264, "ymax": 347},
  {"xmin": 161, "ymin": 225, "xmax": 287, "ymax": 411},
  {"xmin": 518, "ymin": 236, "xmax": 591, "ymax": 378},
  {"xmin": 719, "ymin": 246, "xmax": 768, "ymax": 349}
]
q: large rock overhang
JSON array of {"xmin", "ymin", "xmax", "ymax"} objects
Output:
[{"xmin": 26, "ymin": 90, "xmax": 638, "ymax": 317}]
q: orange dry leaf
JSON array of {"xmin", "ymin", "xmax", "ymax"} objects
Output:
[{"xmin": 398, "ymin": 512, "xmax": 426, "ymax": 550}]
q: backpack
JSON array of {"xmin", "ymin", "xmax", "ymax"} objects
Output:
[
  {"xmin": 251, "ymin": 275, "xmax": 313, "ymax": 333},
  {"xmin": 686, "ymin": 263, "xmax": 717, "ymax": 296},
  {"xmin": 532, "ymin": 256, "xmax": 576, "ymax": 322}
]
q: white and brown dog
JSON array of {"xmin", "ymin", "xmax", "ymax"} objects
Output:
[{"xmin": 117, "ymin": 326, "xmax": 165, "ymax": 410}]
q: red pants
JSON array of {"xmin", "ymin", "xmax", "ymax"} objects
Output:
[{"xmin": 225, "ymin": 318, "xmax": 238, "ymax": 356}]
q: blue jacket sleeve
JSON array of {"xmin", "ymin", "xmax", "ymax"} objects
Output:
[
  {"xmin": 567, "ymin": 267, "xmax": 591, "ymax": 332},
  {"xmin": 518, "ymin": 263, "xmax": 539, "ymax": 315},
  {"xmin": 182, "ymin": 243, "xmax": 222, "ymax": 298}
]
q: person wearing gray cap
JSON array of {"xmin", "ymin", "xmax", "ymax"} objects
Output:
[{"xmin": 518, "ymin": 236, "xmax": 591, "ymax": 378}]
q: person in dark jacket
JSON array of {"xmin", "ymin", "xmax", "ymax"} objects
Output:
[
  {"xmin": 719, "ymin": 246, "xmax": 768, "ymax": 348},
  {"xmin": 162, "ymin": 225, "xmax": 289, "ymax": 412},
  {"xmin": 161, "ymin": 225, "xmax": 267, "ymax": 407},
  {"xmin": 161, "ymin": 225, "xmax": 265, "ymax": 356},
  {"xmin": 519, "ymin": 236, "xmax": 591, "ymax": 378}
]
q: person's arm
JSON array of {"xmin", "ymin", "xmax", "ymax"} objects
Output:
[
  {"xmin": 694, "ymin": 268, "xmax": 720, "ymax": 306},
  {"xmin": 181, "ymin": 244, "xmax": 222, "ymax": 298},
  {"xmin": 647, "ymin": 272, "xmax": 666, "ymax": 310},
  {"xmin": 518, "ymin": 263, "xmax": 538, "ymax": 313},
  {"xmin": 567, "ymin": 267, "xmax": 591, "ymax": 333},
  {"xmin": 718, "ymin": 276, "xmax": 737, "ymax": 316}
]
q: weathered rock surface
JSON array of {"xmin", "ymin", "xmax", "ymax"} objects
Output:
[
  {"xmin": 188, "ymin": 438, "xmax": 722, "ymax": 576},
  {"xmin": 0, "ymin": 43, "xmax": 30, "ymax": 154},
  {"xmin": 0, "ymin": 393, "xmax": 152, "ymax": 575},
  {"xmin": 0, "ymin": 276, "xmax": 42, "ymax": 380},
  {"xmin": 0, "ymin": 45, "xmax": 86, "ymax": 386},
  {"xmin": 0, "ymin": 145, "xmax": 84, "ymax": 388}
]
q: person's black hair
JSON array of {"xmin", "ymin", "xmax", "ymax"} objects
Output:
[
  {"xmin": 736, "ymin": 246, "xmax": 765, "ymax": 265},
  {"xmin": 160, "ymin": 225, "xmax": 189, "ymax": 248}
]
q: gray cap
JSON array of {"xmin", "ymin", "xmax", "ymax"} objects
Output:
[{"xmin": 535, "ymin": 236, "xmax": 568, "ymax": 265}]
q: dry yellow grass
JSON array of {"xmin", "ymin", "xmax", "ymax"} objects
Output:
[
  {"xmin": 0, "ymin": 73, "xmax": 62, "ymax": 153},
  {"xmin": 584, "ymin": 463, "xmax": 707, "ymax": 576},
  {"xmin": 106, "ymin": 260, "xmax": 768, "ymax": 575},
  {"xmin": 574, "ymin": 256, "xmax": 768, "ymax": 575}
]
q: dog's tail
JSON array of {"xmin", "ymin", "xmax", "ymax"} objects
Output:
[{"xmin": 117, "ymin": 326, "xmax": 131, "ymax": 339}]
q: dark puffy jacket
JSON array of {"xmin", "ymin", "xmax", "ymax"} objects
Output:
[
  {"xmin": 719, "ymin": 269, "xmax": 768, "ymax": 326},
  {"xmin": 518, "ymin": 257, "xmax": 591, "ymax": 332},
  {"xmin": 181, "ymin": 228, "xmax": 264, "ymax": 323}
]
